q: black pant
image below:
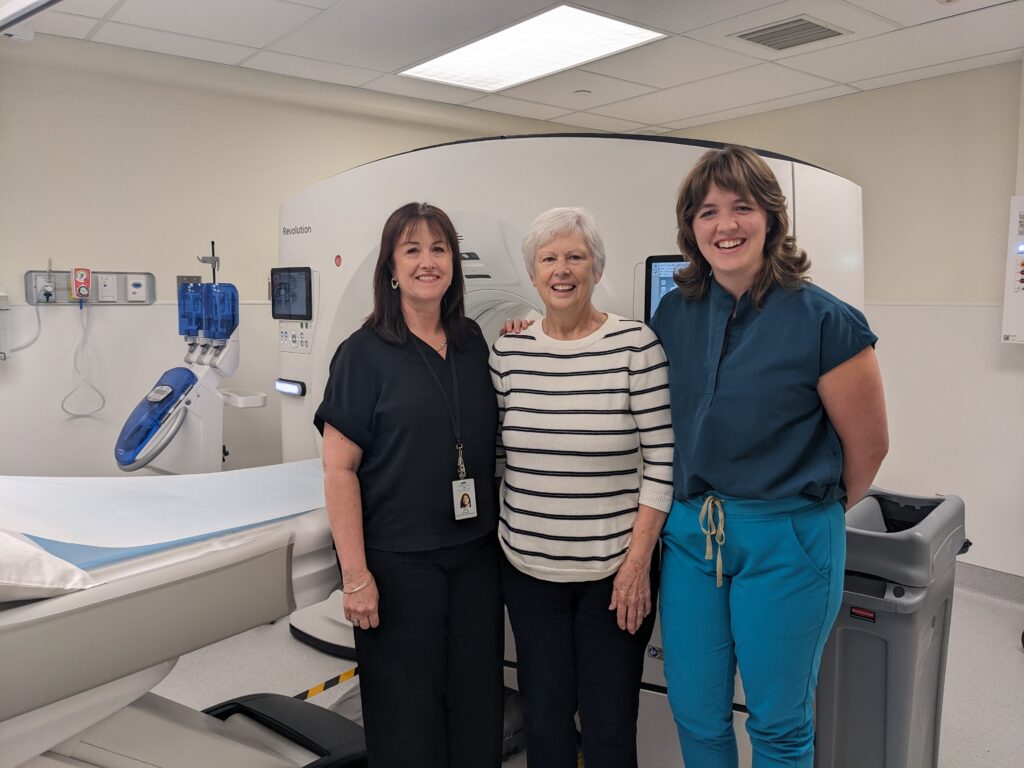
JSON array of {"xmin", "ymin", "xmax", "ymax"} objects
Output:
[
  {"xmin": 501, "ymin": 551, "xmax": 659, "ymax": 768},
  {"xmin": 356, "ymin": 535, "xmax": 504, "ymax": 768}
]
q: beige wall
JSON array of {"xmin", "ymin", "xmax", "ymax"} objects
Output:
[
  {"xmin": 678, "ymin": 62, "xmax": 1021, "ymax": 306},
  {"xmin": 1018, "ymin": 58, "xmax": 1024, "ymax": 193}
]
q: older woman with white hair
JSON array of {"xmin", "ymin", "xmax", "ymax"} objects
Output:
[{"xmin": 490, "ymin": 207, "xmax": 674, "ymax": 768}]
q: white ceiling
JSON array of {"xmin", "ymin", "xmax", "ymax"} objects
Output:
[{"xmin": 10, "ymin": 0, "xmax": 1024, "ymax": 131}]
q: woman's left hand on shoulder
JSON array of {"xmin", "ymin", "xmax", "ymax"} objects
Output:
[
  {"xmin": 610, "ymin": 556, "xmax": 651, "ymax": 634},
  {"xmin": 499, "ymin": 318, "xmax": 535, "ymax": 336}
]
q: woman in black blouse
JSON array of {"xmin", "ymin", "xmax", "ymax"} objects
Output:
[{"xmin": 314, "ymin": 203, "xmax": 503, "ymax": 768}]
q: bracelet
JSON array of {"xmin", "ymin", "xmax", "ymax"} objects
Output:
[{"xmin": 342, "ymin": 574, "xmax": 374, "ymax": 594}]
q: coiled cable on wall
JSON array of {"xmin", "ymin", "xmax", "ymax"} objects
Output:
[
  {"xmin": 6, "ymin": 303, "xmax": 42, "ymax": 355},
  {"xmin": 61, "ymin": 302, "xmax": 106, "ymax": 417}
]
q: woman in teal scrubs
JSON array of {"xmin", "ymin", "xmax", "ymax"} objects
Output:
[{"xmin": 650, "ymin": 145, "xmax": 889, "ymax": 768}]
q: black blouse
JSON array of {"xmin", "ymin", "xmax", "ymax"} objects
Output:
[{"xmin": 315, "ymin": 323, "xmax": 498, "ymax": 552}]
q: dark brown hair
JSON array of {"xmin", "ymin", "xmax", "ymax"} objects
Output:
[
  {"xmin": 364, "ymin": 202, "xmax": 474, "ymax": 348},
  {"xmin": 675, "ymin": 145, "xmax": 810, "ymax": 308}
]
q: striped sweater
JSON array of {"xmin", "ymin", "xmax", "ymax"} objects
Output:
[{"xmin": 489, "ymin": 314, "xmax": 674, "ymax": 582}]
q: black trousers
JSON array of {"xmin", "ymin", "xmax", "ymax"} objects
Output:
[
  {"xmin": 355, "ymin": 535, "xmax": 504, "ymax": 768},
  {"xmin": 502, "ymin": 551, "xmax": 659, "ymax": 768}
]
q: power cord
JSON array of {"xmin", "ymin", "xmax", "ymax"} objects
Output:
[
  {"xmin": 8, "ymin": 302, "xmax": 42, "ymax": 354},
  {"xmin": 60, "ymin": 302, "xmax": 106, "ymax": 417}
]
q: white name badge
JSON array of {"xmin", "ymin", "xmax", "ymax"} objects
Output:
[{"xmin": 452, "ymin": 478, "xmax": 477, "ymax": 520}]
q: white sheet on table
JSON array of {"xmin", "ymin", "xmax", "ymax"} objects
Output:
[{"xmin": 0, "ymin": 460, "xmax": 325, "ymax": 547}]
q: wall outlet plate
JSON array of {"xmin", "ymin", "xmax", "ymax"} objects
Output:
[{"xmin": 97, "ymin": 274, "xmax": 117, "ymax": 302}]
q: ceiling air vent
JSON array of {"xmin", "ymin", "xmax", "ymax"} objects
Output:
[{"xmin": 736, "ymin": 17, "xmax": 845, "ymax": 51}]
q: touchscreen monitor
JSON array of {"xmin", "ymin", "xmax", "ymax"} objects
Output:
[
  {"xmin": 644, "ymin": 255, "xmax": 686, "ymax": 323},
  {"xmin": 271, "ymin": 267, "xmax": 313, "ymax": 321}
]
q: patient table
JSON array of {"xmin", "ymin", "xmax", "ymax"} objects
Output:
[{"xmin": 0, "ymin": 461, "xmax": 360, "ymax": 768}]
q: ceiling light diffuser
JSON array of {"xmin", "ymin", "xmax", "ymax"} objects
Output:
[
  {"xmin": 0, "ymin": 0, "xmax": 60, "ymax": 33},
  {"xmin": 401, "ymin": 5, "xmax": 664, "ymax": 92}
]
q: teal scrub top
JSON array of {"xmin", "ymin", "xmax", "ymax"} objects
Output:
[{"xmin": 650, "ymin": 279, "xmax": 877, "ymax": 504}]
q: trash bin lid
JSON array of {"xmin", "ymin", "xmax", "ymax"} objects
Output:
[{"xmin": 844, "ymin": 490, "xmax": 965, "ymax": 588}]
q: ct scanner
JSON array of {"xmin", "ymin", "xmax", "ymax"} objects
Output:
[{"xmin": 274, "ymin": 134, "xmax": 866, "ymax": 767}]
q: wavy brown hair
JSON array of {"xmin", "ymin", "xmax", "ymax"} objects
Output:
[
  {"xmin": 364, "ymin": 202, "xmax": 474, "ymax": 349},
  {"xmin": 674, "ymin": 145, "xmax": 810, "ymax": 308}
]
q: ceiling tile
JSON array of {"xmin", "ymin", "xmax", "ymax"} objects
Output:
[
  {"xmin": 466, "ymin": 95, "xmax": 571, "ymax": 121},
  {"xmin": 499, "ymin": 69, "xmax": 654, "ymax": 110},
  {"xmin": 111, "ymin": 0, "xmax": 319, "ymax": 48},
  {"xmin": 627, "ymin": 125, "xmax": 677, "ymax": 135},
  {"xmin": 242, "ymin": 51, "xmax": 380, "ymax": 87},
  {"xmin": 8, "ymin": 11, "xmax": 97, "ymax": 39},
  {"xmin": 92, "ymin": 22, "xmax": 256, "ymax": 65},
  {"xmin": 630, "ymin": 125, "xmax": 679, "ymax": 134},
  {"xmin": 362, "ymin": 74, "xmax": 480, "ymax": 105},
  {"xmin": 665, "ymin": 83, "xmax": 856, "ymax": 129},
  {"xmin": 285, "ymin": 0, "xmax": 340, "ymax": 8},
  {"xmin": 780, "ymin": 1, "xmax": 1024, "ymax": 83},
  {"xmin": 593, "ymin": 63, "xmax": 834, "ymax": 124},
  {"xmin": 269, "ymin": 0, "xmax": 551, "ymax": 74},
  {"xmin": 576, "ymin": 0, "xmax": 788, "ymax": 35},
  {"xmin": 581, "ymin": 34, "xmax": 762, "ymax": 89},
  {"xmin": 56, "ymin": 0, "xmax": 120, "ymax": 18},
  {"xmin": 551, "ymin": 112, "xmax": 648, "ymax": 132},
  {"xmin": 842, "ymin": 0, "xmax": 1008, "ymax": 27},
  {"xmin": 686, "ymin": 0, "xmax": 897, "ymax": 60},
  {"xmin": 850, "ymin": 48, "xmax": 1024, "ymax": 91}
]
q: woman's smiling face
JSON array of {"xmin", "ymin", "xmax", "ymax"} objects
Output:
[
  {"xmin": 531, "ymin": 230, "xmax": 601, "ymax": 314},
  {"xmin": 692, "ymin": 183, "xmax": 767, "ymax": 295}
]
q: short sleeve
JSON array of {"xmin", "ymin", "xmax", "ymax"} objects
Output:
[
  {"xmin": 313, "ymin": 332, "xmax": 378, "ymax": 448},
  {"xmin": 819, "ymin": 300, "xmax": 878, "ymax": 375}
]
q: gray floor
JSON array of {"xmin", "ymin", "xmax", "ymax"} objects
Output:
[
  {"xmin": 152, "ymin": 616, "xmax": 362, "ymax": 721},
  {"xmin": 936, "ymin": 565, "xmax": 1024, "ymax": 768},
  {"xmin": 155, "ymin": 563, "xmax": 1024, "ymax": 767}
]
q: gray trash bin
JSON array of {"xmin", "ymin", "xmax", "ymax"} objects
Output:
[{"xmin": 814, "ymin": 489, "xmax": 967, "ymax": 768}]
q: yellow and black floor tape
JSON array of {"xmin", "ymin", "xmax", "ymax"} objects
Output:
[{"xmin": 294, "ymin": 666, "xmax": 359, "ymax": 701}]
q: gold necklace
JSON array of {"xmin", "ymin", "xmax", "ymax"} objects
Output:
[{"xmin": 437, "ymin": 335, "xmax": 448, "ymax": 352}]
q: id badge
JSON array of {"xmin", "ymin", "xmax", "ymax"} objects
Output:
[{"xmin": 452, "ymin": 478, "xmax": 477, "ymax": 520}]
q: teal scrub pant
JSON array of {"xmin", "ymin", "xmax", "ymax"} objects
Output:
[{"xmin": 660, "ymin": 495, "xmax": 845, "ymax": 768}]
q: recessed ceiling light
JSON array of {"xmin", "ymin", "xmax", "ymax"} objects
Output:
[
  {"xmin": 401, "ymin": 5, "xmax": 665, "ymax": 93},
  {"xmin": 0, "ymin": 0, "xmax": 60, "ymax": 33}
]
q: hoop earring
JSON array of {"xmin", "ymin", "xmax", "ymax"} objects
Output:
[{"xmin": 390, "ymin": 277, "xmax": 398, "ymax": 290}]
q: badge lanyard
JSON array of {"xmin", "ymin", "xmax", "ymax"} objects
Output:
[
  {"xmin": 413, "ymin": 338, "xmax": 477, "ymax": 520},
  {"xmin": 413, "ymin": 339, "xmax": 465, "ymax": 478}
]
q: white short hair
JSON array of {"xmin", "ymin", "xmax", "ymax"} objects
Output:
[{"xmin": 521, "ymin": 207, "xmax": 606, "ymax": 280}]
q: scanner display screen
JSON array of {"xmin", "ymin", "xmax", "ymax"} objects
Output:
[
  {"xmin": 644, "ymin": 256, "xmax": 686, "ymax": 323},
  {"xmin": 271, "ymin": 267, "xmax": 312, "ymax": 321}
]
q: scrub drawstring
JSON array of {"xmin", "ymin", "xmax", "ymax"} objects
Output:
[{"xmin": 700, "ymin": 496, "xmax": 726, "ymax": 587}]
